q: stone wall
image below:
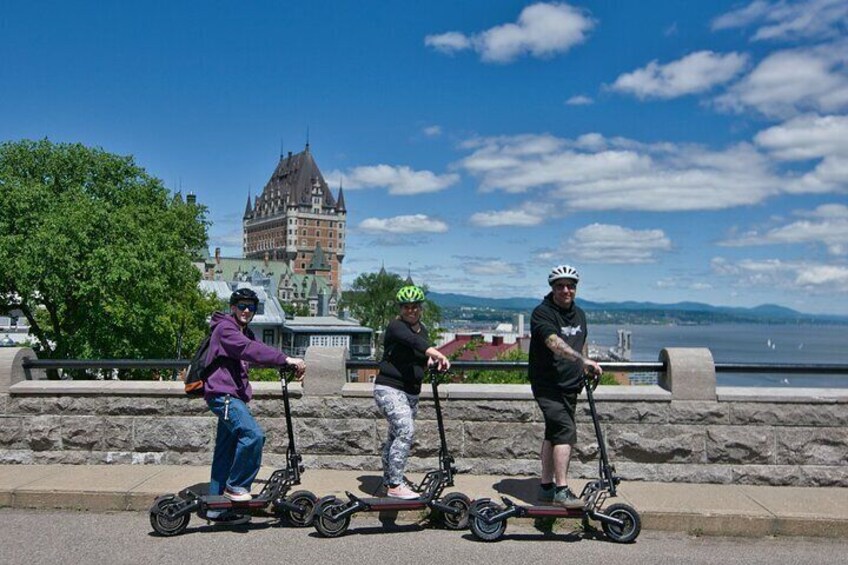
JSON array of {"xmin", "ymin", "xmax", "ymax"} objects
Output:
[{"xmin": 1, "ymin": 347, "xmax": 847, "ymax": 486}]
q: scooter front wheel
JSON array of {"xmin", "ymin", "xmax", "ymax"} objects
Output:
[
  {"xmin": 469, "ymin": 500, "xmax": 506, "ymax": 542},
  {"xmin": 313, "ymin": 498, "xmax": 351, "ymax": 538},
  {"xmin": 436, "ymin": 492, "xmax": 471, "ymax": 530},
  {"xmin": 284, "ymin": 490, "xmax": 318, "ymax": 527},
  {"xmin": 600, "ymin": 503, "xmax": 641, "ymax": 543},
  {"xmin": 149, "ymin": 496, "xmax": 190, "ymax": 537}
]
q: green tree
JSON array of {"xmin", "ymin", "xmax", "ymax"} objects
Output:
[
  {"xmin": 281, "ymin": 301, "xmax": 311, "ymax": 317},
  {"xmin": 340, "ymin": 269, "xmax": 442, "ymax": 355},
  {"xmin": 0, "ymin": 139, "xmax": 218, "ymax": 369}
]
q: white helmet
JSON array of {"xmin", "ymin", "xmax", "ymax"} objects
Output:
[{"xmin": 548, "ymin": 264, "xmax": 580, "ymax": 285}]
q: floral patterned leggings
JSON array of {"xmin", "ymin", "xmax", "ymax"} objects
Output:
[{"xmin": 373, "ymin": 384, "xmax": 420, "ymax": 486}]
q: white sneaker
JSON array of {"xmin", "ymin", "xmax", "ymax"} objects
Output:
[
  {"xmin": 224, "ymin": 487, "xmax": 252, "ymax": 502},
  {"xmin": 386, "ymin": 484, "xmax": 419, "ymax": 499}
]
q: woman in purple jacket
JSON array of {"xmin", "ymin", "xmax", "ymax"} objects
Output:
[{"xmin": 204, "ymin": 288, "xmax": 305, "ymax": 521}]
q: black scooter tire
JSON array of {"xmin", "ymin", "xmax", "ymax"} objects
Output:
[
  {"xmin": 436, "ymin": 492, "xmax": 471, "ymax": 530},
  {"xmin": 469, "ymin": 500, "xmax": 506, "ymax": 542},
  {"xmin": 284, "ymin": 490, "xmax": 318, "ymax": 527},
  {"xmin": 313, "ymin": 498, "xmax": 350, "ymax": 538},
  {"xmin": 600, "ymin": 503, "xmax": 641, "ymax": 543},
  {"xmin": 149, "ymin": 497, "xmax": 190, "ymax": 537}
]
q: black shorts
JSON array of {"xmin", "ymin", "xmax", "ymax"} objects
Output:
[{"xmin": 534, "ymin": 389, "xmax": 578, "ymax": 445}]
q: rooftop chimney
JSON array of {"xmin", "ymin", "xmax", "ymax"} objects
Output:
[
  {"xmin": 492, "ymin": 336, "xmax": 504, "ymax": 346},
  {"xmin": 215, "ymin": 247, "xmax": 221, "ymax": 264}
]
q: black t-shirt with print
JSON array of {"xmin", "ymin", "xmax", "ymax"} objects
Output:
[{"xmin": 528, "ymin": 292, "xmax": 588, "ymax": 393}]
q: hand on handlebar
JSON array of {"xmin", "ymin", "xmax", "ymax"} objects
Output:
[
  {"xmin": 285, "ymin": 357, "xmax": 306, "ymax": 381},
  {"xmin": 583, "ymin": 359, "xmax": 602, "ymax": 391}
]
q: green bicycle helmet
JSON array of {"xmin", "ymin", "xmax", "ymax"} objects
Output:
[{"xmin": 396, "ymin": 285, "xmax": 425, "ymax": 304}]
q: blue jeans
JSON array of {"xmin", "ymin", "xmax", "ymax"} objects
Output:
[{"xmin": 206, "ymin": 395, "xmax": 265, "ymax": 496}]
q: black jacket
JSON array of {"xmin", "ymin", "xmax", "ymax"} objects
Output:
[
  {"xmin": 528, "ymin": 293, "xmax": 588, "ymax": 393},
  {"xmin": 375, "ymin": 318, "xmax": 430, "ymax": 395}
]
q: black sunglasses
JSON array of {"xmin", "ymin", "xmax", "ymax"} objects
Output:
[{"xmin": 234, "ymin": 302, "xmax": 257, "ymax": 312}]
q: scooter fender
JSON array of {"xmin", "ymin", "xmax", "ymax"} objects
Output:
[
  {"xmin": 314, "ymin": 494, "xmax": 342, "ymax": 517},
  {"xmin": 467, "ymin": 498, "xmax": 493, "ymax": 519}
]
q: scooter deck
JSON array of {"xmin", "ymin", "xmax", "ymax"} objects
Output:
[
  {"xmin": 205, "ymin": 494, "xmax": 273, "ymax": 510},
  {"xmin": 521, "ymin": 504, "xmax": 585, "ymax": 518},
  {"xmin": 353, "ymin": 496, "xmax": 427, "ymax": 511}
]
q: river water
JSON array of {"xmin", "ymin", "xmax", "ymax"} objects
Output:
[{"xmin": 590, "ymin": 323, "xmax": 848, "ymax": 388}]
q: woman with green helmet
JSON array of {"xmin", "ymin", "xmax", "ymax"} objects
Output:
[{"xmin": 373, "ymin": 284, "xmax": 450, "ymax": 499}]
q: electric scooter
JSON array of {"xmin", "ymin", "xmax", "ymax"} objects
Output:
[
  {"xmin": 312, "ymin": 367, "xmax": 471, "ymax": 537},
  {"xmin": 149, "ymin": 366, "xmax": 316, "ymax": 536},
  {"xmin": 468, "ymin": 368, "xmax": 641, "ymax": 543}
]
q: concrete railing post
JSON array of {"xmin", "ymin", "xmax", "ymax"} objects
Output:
[
  {"xmin": 303, "ymin": 347, "xmax": 348, "ymax": 396},
  {"xmin": 0, "ymin": 347, "xmax": 45, "ymax": 393},
  {"xmin": 659, "ymin": 347, "xmax": 716, "ymax": 401}
]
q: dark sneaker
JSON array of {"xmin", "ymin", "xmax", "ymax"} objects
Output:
[
  {"xmin": 553, "ymin": 486, "xmax": 584, "ymax": 509},
  {"xmin": 537, "ymin": 483, "xmax": 555, "ymax": 503},
  {"xmin": 206, "ymin": 509, "xmax": 250, "ymax": 525}
]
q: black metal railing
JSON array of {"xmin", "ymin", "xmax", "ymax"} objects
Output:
[{"xmin": 18, "ymin": 357, "xmax": 848, "ymax": 381}]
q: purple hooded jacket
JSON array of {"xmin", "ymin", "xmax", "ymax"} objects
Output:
[{"xmin": 203, "ymin": 311, "xmax": 288, "ymax": 403}]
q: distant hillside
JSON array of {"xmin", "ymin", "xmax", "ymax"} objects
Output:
[{"xmin": 427, "ymin": 292, "xmax": 848, "ymax": 324}]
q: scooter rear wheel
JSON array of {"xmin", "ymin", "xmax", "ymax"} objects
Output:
[
  {"xmin": 469, "ymin": 500, "xmax": 506, "ymax": 542},
  {"xmin": 284, "ymin": 490, "xmax": 318, "ymax": 527},
  {"xmin": 600, "ymin": 503, "xmax": 641, "ymax": 543},
  {"xmin": 436, "ymin": 492, "xmax": 471, "ymax": 530},
  {"xmin": 149, "ymin": 497, "xmax": 190, "ymax": 537},
  {"xmin": 314, "ymin": 498, "xmax": 350, "ymax": 538}
]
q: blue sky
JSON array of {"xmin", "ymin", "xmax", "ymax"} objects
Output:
[{"xmin": 2, "ymin": 1, "xmax": 848, "ymax": 314}]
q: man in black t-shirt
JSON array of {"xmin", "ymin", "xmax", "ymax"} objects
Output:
[{"xmin": 529, "ymin": 265, "xmax": 603, "ymax": 508}]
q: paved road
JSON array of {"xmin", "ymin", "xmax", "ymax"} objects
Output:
[{"xmin": 2, "ymin": 509, "xmax": 846, "ymax": 565}]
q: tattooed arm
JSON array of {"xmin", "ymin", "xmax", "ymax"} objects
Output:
[{"xmin": 544, "ymin": 334, "xmax": 603, "ymax": 375}]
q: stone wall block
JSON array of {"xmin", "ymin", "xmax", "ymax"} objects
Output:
[
  {"xmin": 706, "ymin": 426, "xmax": 773, "ymax": 464},
  {"xmin": 32, "ymin": 450, "xmax": 95, "ymax": 464},
  {"xmin": 731, "ymin": 464, "xmax": 805, "ymax": 486},
  {"xmin": 99, "ymin": 418, "xmax": 134, "ymax": 451},
  {"xmin": 411, "ymin": 421, "xmax": 463, "ymax": 458},
  {"xmin": 0, "ymin": 416, "xmax": 25, "ymax": 448},
  {"xmin": 463, "ymin": 421, "xmax": 541, "ymax": 459},
  {"xmin": 0, "ymin": 449, "xmax": 34, "ymax": 464},
  {"xmin": 583, "ymin": 402, "xmax": 669, "ymax": 424},
  {"xmin": 669, "ymin": 401, "xmax": 729, "ymax": 425},
  {"xmin": 607, "ymin": 425, "xmax": 704, "ymax": 463},
  {"xmin": 105, "ymin": 397, "xmax": 168, "ymax": 416},
  {"xmin": 293, "ymin": 397, "xmax": 378, "ymax": 419},
  {"xmin": 776, "ymin": 428, "xmax": 848, "ymax": 466},
  {"xmin": 295, "ymin": 418, "xmax": 374, "ymax": 454},
  {"xmin": 442, "ymin": 400, "xmax": 537, "ymax": 422},
  {"xmin": 61, "ymin": 416, "xmax": 102, "ymax": 449},
  {"xmin": 133, "ymin": 417, "xmax": 215, "ymax": 452},
  {"xmin": 165, "ymin": 397, "xmax": 210, "ymax": 416},
  {"xmin": 458, "ymin": 457, "xmax": 538, "ymax": 476},
  {"xmin": 28, "ymin": 416, "xmax": 62, "ymax": 451},
  {"xmin": 730, "ymin": 403, "xmax": 848, "ymax": 427},
  {"xmin": 0, "ymin": 393, "xmax": 8, "ymax": 415}
]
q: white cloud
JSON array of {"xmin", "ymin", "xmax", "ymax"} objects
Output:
[
  {"xmin": 565, "ymin": 95, "xmax": 594, "ymax": 105},
  {"xmin": 424, "ymin": 32, "xmax": 472, "ymax": 54},
  {"xmin": 720, "ymin": 203, "xmax": 848, "ymax": 255},
  {"xmin": 715, "ymin": 43, "xmax": 848, "ymax": 118},
  {"xmin": 712, "ymin": 0, "xmax": 848, "ymax": 42},
  {"xmin": 425, "ymin": 2, "xmax": 595, "ymax": 64},
  {"xmin": 326, "ymin": 164, "xmax": 459, "ymax": 195},
  {"xmin": 569, "ymin": 223, "xmax": 671, "ymax": 263},
  {"xmin": 359, "ymin": 214, "xmax": 448, "ymax": 234},
  {"xmin": 462, "ymin": 259, "xmax": 520, "ymax": 276},
  {"xmin": 423, "ymin": 125, "xmax": 443, "ymax": 137},
  {"xmin": 711, "ymin": 256, "xmax": 848, "ymax": 292},
  {"xmin": 469, "ymin": 202, "xmax": 552, "ymax": 227},
  {"xmin": 458, "ymin": 133, "xmax": 783, "ymax": 211},
  {"xmin": 755, "ymin": 114, "xmax": 848, "ymax": 192},
  {"xmin": 611, "ymin": 50, "xmax": 749, "ymax": 100},
  {"xmin": 755, "ymin": 114, "xmax": 848, "ymax": 160}
]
